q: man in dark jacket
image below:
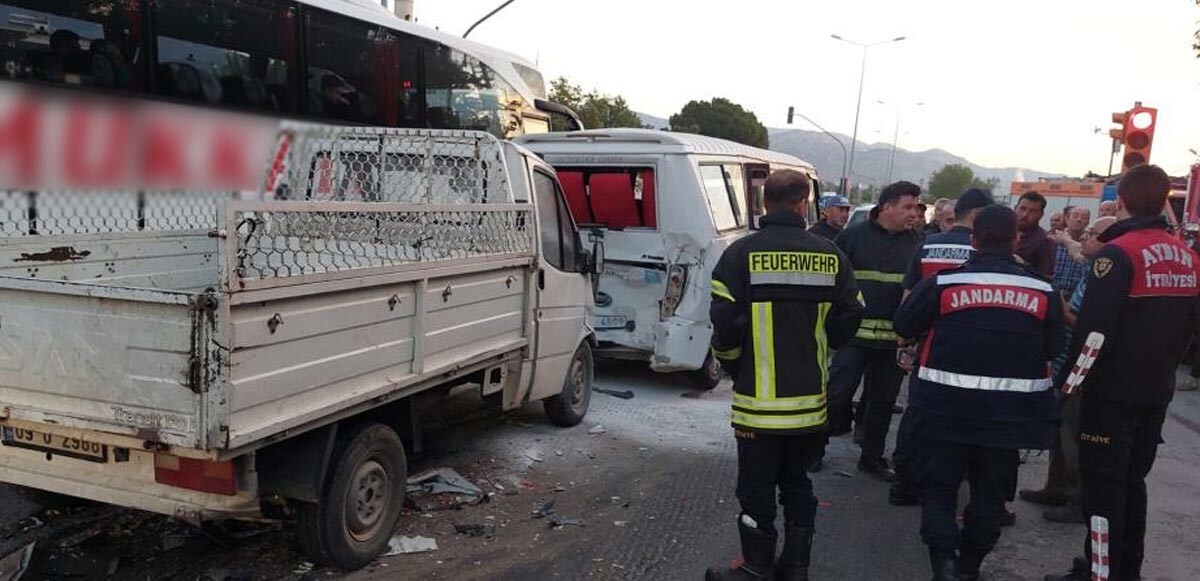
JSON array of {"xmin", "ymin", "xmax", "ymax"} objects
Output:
[
  {"xmin": 705, "ymin": 170, "xmax": 864, "ymax": 581},
  {"xmin": 1015, "ymin": 191, "xmax": 1056, "ymax": 279},
  {"xmin": 1045, "ymin": 165, "xmax": 1200, "ymax": 581},
  {"xmin": 823, "ymin": 181, "xmax": 922, "ymax": 480},
  {"xmin": 895, "ymin": 205, "xmax": 1064, "ymax": 581},
  {"xmin": 889, "ymin": 188, "xmax": 994, "ymax": 506},
  {"xmin": 809, "ymin": 194, "xmax": 852, "ymax": 241}
]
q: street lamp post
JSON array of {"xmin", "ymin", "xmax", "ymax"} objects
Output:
[
  {"xmin": 787, "ymin": 107, "xmax": 848, "ymax": 195},
  {"xmin": 877, "ymin": 100, "xmax": 924, "ymax": 184},
  {"xmin": 464, "ymin": 0, "xmax": 518, "ymax": 38},
  {"xmin": 831, "ymin": 34, "xmax": 906, "ymax": 190}
]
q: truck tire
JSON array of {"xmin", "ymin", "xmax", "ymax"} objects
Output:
[
  {"xmin": 543, "ymin": 342, "xmax": 593, "ymax": 427},
  {"xmin": 297, "ymin": 422, "xmax": 407, "ymax": 570},
  {"xmin": 692, "ymin": 351, "xmax": 723, "ymax": 391}
]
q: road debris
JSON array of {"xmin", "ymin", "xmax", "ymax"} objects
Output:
[
  {"xmin": 453, "ymin": 523, "xmax": 497, "ymax": 538},
  {"xmin": 384, "ymin": 535, "xmax": 439, "ymax": 556},
  {"xmin": 588, "ymin": 425, "xmax": 607, "ymax": 435},
  {"xmin": 0, "ymin": 542, "xmax": 34, "ymax": 581},
  {"xmin": 524, "ymin": 450, "xmax": 545, "ymax": 463},
  {"xmin": 531, "ymin": 500, "xmax": 556, "ymax": 519},
  {"xmin": 406, "ymin": 468, "xmax": 486, "ymax": 512},
  {"xmin": 549, "ymin": 517, "xmax": 586, "ymax": 528},
  {"xmin": 593, "ymin": 388, "xmax": 635, "ymax": 399},
  {"xmin": 613, "ymin": 521, "xmax": 629, "ymax": 527},
  {"xmin": 293, "ymin": 562, "xmax": 314, "ymax": 574},
  {"xmin": 406, "ymin": 468, "xmax": 483, "ymax": 497}
]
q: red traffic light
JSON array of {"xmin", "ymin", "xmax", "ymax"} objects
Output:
[{"xmin": 1121, "ymin": 104, "xmax": 1156, "ymax": 171}]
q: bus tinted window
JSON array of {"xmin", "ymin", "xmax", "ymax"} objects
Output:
[
  {"xmin": 425, "ymin": 44, "xmax": 514, "ymax": 135},
  {"xmin": 304, "ymin": 9, "xmax": 419, "ymax": 126},
  {"xmin": 153, "ymin": 0, "xmax": 295, "ymax": 112},
  {"xmin": 0, "ymin": 1, "xmax": 142, "ymax": 91}
]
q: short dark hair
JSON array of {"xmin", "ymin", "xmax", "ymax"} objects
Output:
[
  {"xmin": 973, "ymin": 205, "xmax": 1018, "ymax": 253},
  {"xmin": 1019, "ymin": 191, "xmax": 1047, "ymax": 211},
  {"xmin": 763, "ymin": 169, "xmax": 812, "ymax": 208},
  {"xmin": 1118, "ymin": 164, "xmax": 1171, "ymax": 218},
  {"xmin": 1061, "ymin": 205, "xmax": 1074, "ymax": 217},
  {"xmin": 878, "ymin": 181, "xmax": 921, "ymax": 208}
]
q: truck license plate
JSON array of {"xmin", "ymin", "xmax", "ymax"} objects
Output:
[
  {"xmin": 593, "ymin": 315, "xmax": 628, "ymax": 329},
  {"xmin": 1, "ymin": 427, "xmax": 108, "ymax": 463}
]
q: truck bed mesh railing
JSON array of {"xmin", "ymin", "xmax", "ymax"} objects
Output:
[
  {"xmin": 229, "ymin": 202, "xmax": 534, "ymax": 287},
  {"xmin": 267, "ymin": 123, "xmax": 513, "ymax": 205},
  {"xmin": 0, "ymin": 190, "xmax": 229, "ymax": 237}
]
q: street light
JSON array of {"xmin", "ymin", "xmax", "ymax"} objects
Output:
[
  {"xmin": 876, "ymin": 100, "xmax": 924, "ymax": 184},
  {"xmin": 787, "ymin": 106, "xmax": 849, "ymax": 195},
  {"xmin": 464, "ymin": 0, "xmax": 518, "ymax": 38},
  {"xmin": 831, "ymin": 34, "xmax": 906, "ymax": 189}
]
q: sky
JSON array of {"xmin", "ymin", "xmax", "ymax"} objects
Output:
[{"xmin": 412, "ymin": 0, "xmax": 1200, "ymax": 178}]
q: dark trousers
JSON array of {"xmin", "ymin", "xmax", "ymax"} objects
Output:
[
  {"xmin": 1044, "ymin": 393, "xmax": 1082, "ymax": 500},
  {"xmin": 892, "ymin": 405, "xmax": 917, "ymax": 493},
  {"xmin": 915, "ymin": 437, "xmax": 1019, "ymax": 556},
  {"xmin": 736, "ymin": 431, "xmax": 825, "ymax": 531},
  {"xmin": 827, "ymin": 345, "xmax": 905, "ymax": 461},
  {"xmin": 1078, "ymin": 396, "xmax": 1166, "ymax": 581}
]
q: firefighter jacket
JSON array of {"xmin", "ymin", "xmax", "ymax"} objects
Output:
[
  {"xmin": 1057, "ymin": 217, "xmax": 1200, "ymax": 407},
  {"xmin": 710, "ymin": 211, "xmax": 865, "ymax": 434},
  {"xmin": 894, "ymin": 252, "xmax": 1065, "ymax": 449},
  {"xmin": 902, "ymin": 226, "xmax": 974, "ymax": 290},
  {"xmin": 835, "ymin": 219, "xmax": 921, "ymax": 347}
]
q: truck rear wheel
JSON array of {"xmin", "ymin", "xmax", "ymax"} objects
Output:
[
  {"xmin": 544, "ymin": 342, "xmax": 593, "ymax": 427},
  {"xmin": 297, "ymin": 422, "xmax": 407, "ymax": 570},
  {"xmin": 692, "ymin": 351, "xmax": 723, "ymax": 391}
]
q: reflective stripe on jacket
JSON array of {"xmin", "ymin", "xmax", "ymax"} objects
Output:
[
  {"xmin": 893, "ymin": 252, "xmax": 1064, "ymax": 449},
  {"xmin": 835, "ymin": 219, "xmax": 921, "ymax": 348},
  {"xmin": 710, "ymin": 212, "xmax": 865, "ymax": 434}
]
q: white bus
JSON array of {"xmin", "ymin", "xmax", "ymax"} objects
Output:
[
  {"xmin": 0, "ymin": 0, "xmax": 572, "ymax": 136},
  {"xmin": 0, "ymin": 0, "xmax": 579, "ymax": 193}
]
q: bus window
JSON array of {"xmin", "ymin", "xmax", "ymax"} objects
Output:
[
  {"xmin": 305, "ymin": 9, "xmax": 418, "ymax": 126},
  {"xmin": 0, "ymin": 1, "xmax": 143, "ymax": 91},
  {"xmin": 153, "ymin": 0, "xmax": 295, "ymax": 112},
  {"xmin": 424, "ymin": 44, "xmax": 513, "ymax": 135}
]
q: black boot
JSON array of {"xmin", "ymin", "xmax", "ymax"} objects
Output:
[
  {"xmin": 1042, "ymin": 556, "xmax": 1089, "ymax": 581},
  {"xmin": 705, "ymin": 516, "xmax": 777, "ymax": 581},
  {"xmin": 774, "ymin": 524, "xmax": 812, "ymax": 581},
  {"xmin": 956, "ymin": 545, "xmax": 985, "ymax": 581},
  {"xmin": 929, "ymin": 549, "xmax": 957, "ymax": 581}
]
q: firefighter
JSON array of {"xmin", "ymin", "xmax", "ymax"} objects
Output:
[
  {"xmin": 894, "ymin": 205, "xmax": 1064, "ymax": 581},
  {"xmin": 705, "ymin": 170, "xmax": 864, "ymax": 581},
  {"xmin": 1044, "ymin": 165, "xmax": 1200, "ymax": 581},
  {"xmin": 890, "ymin": 188, "xmax": 994, "ymax": 506},
  {"xmin": 823, "ymin": 181, "xmax": 922, "ymax": 480}
]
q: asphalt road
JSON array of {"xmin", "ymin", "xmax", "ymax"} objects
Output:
[{"xmin": 1, "ymin": 362, "xmax": 1198, "ymax": 580}]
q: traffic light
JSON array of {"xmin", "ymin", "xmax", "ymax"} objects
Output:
[{"xmin": 1110, "ymin": 102, "xmax": 1157, "ymax": 172}]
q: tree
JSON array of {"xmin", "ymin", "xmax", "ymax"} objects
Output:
[
  {"xmin": 548, "ymin": 78, "xmax": 645, "ymax": 131},
  {"xmin": 668, "ymin": 98, "xmax": 768, "ymax": 149},
  {"xmin": 927, "ymin": 164, "xmax": 1000, "ymax": 199}
]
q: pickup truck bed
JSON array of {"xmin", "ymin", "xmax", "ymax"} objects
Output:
[{"xmin": 0, "ymin": 128, "xmax": 537, "ymax": 455}]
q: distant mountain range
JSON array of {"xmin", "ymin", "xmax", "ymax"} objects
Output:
[{"xmin": 636, "ymin": 112, "xmax": 1060, "ymax": 195}]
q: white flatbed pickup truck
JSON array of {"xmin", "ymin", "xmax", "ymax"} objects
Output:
[{"xmin": 0, "ymin": 124, "xmax": 601, "ymax": 569}]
